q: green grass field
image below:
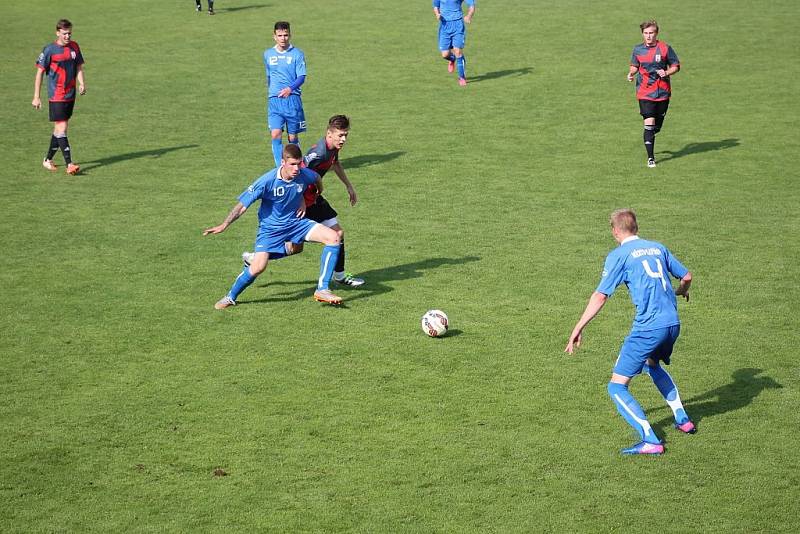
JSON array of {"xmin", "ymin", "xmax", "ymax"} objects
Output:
[{"xmin": 2, "ymin": 1, "xmax": 799, "ymax": 531}]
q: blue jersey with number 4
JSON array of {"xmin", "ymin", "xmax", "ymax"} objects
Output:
[
  {"xmin": 433, "ymin": 0, "xmax": 475, "ymax": 22},
  {"xmin": 238, "ymin": 168, "xmax": 319, "ymax": 229},
  {"xmin": 596, "ymin": 236, "xmax": 688, "ymax": 331},
  {"xmin": 263, "ymin": 45, "xmax": 307, "ymax": 97}
]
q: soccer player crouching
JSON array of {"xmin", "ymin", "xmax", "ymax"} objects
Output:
[
  {"xmin": 204, "ymin": 145, "xmax": 344, "ymax": 308},
  {"xmin": 243, "ymin": 115, "xmax": 365, "ymax": 287},
  {"xmin": 565, "ymin": 209, "xmax": 695, "ymax": 455}
]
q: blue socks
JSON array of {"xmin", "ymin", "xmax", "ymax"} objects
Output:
[
  {"xmin": 644, "ymin": 365, "xmax": 689, "ymax": 424},
  {"xmin": 228, "ymin": 266, "xmax": 257, "ymax": 302},
  {"xmin": 456, "ymin": 56, "xmax": 466, "ymax": 79},
  {"xmin": 271, "ymin": 138, "xmax": 282, "ymax": 168},
  {"xmin": 607, "ymin": 382, "xmax": 659, "ymax": 444},
  {"xmin": 317, "ymin": 245, "xmax": 340, "ymax": 290}
]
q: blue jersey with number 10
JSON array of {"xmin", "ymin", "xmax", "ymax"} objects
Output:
[
  {"xmin": 433, "ymin": 0, "xmax": 475, "ymax": 22},
  {"xmin": 238, "ymin": 168, "xmax": 319, "ymax": 229},
  {"xmin": 596, "ymin": 236, "xmax": 689, "ymax": 332},
  {"xmin": 263, "ymin": 45, "xmax": 307, "ymax": 98}
]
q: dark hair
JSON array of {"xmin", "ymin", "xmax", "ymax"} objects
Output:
[
  {"xmin": 274, "ymin": 21, "xmax": 291, "ymax": 32},
  {"xmin": 282, "ymin": 144, "xmax": 302, "ymax": 160},
  {"xmin": 327, "ymin": 115, "xmax": 350, "ymax": 131},
  {"xmin": 56, "ymin": 19, "xmax": 73, "ymax": 31},
  {"xmin": 640, "ymin": 20, "xmax": 658, "ymax": 32}
]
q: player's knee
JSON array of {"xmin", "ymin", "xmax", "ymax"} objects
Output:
[
  {"xmin": 325, "ymin": 230, "xmax": 340, "ymax": 246},
  {"xmin": 335, "ymin": 228, "xmax": 344, "ymax": 241},
  {"xmin": 285, "ymin": 242, "xmax": 304, "ymax": 255}
]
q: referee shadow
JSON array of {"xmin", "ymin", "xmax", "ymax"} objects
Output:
[
  {"xmin": 81, "ymin": 144, "xmax": 199, "ymax": 171},
  {"xmin": 244, "ymin": 255, "xmax": 481, "ymax": 305},
  {"xmin": 657, "ymin": 138, "xmax": 740, "ymax": 162},
  {"xmin": 469, "ymin": 67, "xmax": 534, "ymax": 83},
  {"xmin": 650, "ymin": 368, "xmax": 782, "ymax": 438},
  {"xmin": 339, "ymin": 151, "xmax": 405, "ymax": 170}
]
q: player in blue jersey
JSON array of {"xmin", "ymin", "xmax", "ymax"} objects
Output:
[
  {"xmin": 203, "ymin": 144, "xmax": 344, "ymax": 307},
  {"xmin": 32, "ymin": 19, "xmax": 85, "ymax": 175},
  {"xmin": 565, "ymin": 209, "xmax": 695, "ymax": 455},
  {"xmin": 242, "ymin": 115, "xmax": 365, "ymax": 287},
  {"xmin": 433, "ymin": 0, "xmax": 475, "ymax": 86},
  {"xmin": 264, "ymin": 21, "xmax": 307, "ymax": 167}
]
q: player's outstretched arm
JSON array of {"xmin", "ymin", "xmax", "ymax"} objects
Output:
[
  {"xmin": 203, "ymin": 202, "xmax": 246, "ymax": 235},
  {"xmin": 565, "ymin": 291, "xmax": 608, "ymax": 354},
  {"xmin": 674, "ymin": 271, "xmax": 692, "ymax": 301},
  {"xmin": 332, "ymin": 161, "xmax": 357, "ymax": 206}
]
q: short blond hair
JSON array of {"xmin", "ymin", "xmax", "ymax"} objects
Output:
[
  {"xmin": 610, "ymin": 209, "xmax": 639, "ymax": 234},
  {"xmin": 640, "ymin": 20, "xmax": 659, "ymax": 32}
]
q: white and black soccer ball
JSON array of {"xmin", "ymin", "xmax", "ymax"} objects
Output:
[{"xmin": 421, "ymin": 310, "xmax": 449, "ymax": 337}]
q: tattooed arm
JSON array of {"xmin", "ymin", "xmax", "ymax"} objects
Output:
[{"xmin": 203, "ymin": 202, "xmax": 247, "ymax": 235}]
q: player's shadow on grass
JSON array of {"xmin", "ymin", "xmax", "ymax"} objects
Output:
[
  {"xmin": 81, "ymin": 145, "xmax": 199, "ymax": 171},
  {"xmin": 217, "ymin": 4, "xmax": 270, "ymax": 13},
  {"xmin": 651, "ymin": 368, "xmax": 782, "ymax": 437},
  {"xmin": 469, "ymin": 67, "xmax": 534, "ymax": 83},
  {"xmin": 339, "ymin": 151, "xmax": 405, "ymax": 170},
  {"xmin": 657, "ymin": 138, "xmax": 740, "ymax": 162},
  {"xmin": 245, "ymin": 255, "xmax": 480, "ymax": 305}
]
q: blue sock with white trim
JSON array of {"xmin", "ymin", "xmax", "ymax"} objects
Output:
[
  {"xmin": 607, "ymin": 382, "xmax": 659, "ymax": 444},
  {"xmin": 228, "ymin": 266, "xmax": 257, "ymax": 301},
  {"xmin": 644, "ymin": 364, "xmax": 689, "ymax": 424},
  {"xmin": 271, "ymin": 138, "xmax": 282, "ymax": 168},
  {"xmin": 317, "ymin": 245, "xmax": 340, "ymax": 290},
  {"xmin": 456, "ymin": 56, "xmax": 466, "ymax": 79}
]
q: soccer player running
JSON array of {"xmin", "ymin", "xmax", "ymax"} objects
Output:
[
  {"xmin": 565, "ymin": 209, "xmax": 695, "ymax": 456},
  {"xmin": 264, "ymin": 21, "xmax": 307, "ymax": 168},
  {"xmin": 627, "ymin": 20, "xmax": 680, "ymax": 168},
  {"xmin": 433, "ymin": 0, "xmax": 475, "ymax": 86},
  {"xmin": 243, "ymin": 115, "xmax": 365, "ymax": 287},
  {"xmin": 204, "ymin": 145, "xmax": 344, "ymax": 308},
  {"xmin": 32, "ymin": 19, "xmax": 86, "ymax": 175}
]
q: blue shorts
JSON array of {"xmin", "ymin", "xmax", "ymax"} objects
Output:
[
  {"xmin": 613, "ymin": 325, "xmax": 681, "ymax": 377},
  {"xmin": 255, "ymin": 218, "xmax": 317, "ymax": 255},
  {"xmin": 438, "ymin": 18, "xmax": 466, "ymax": 51},
  {"xmin": 267, "ymin": 94, "xmax": 307, "ymax": 134}
]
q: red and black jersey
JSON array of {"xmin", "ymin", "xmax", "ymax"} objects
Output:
[
  {"xmin": 302, "ymin": 137, "xmax": 339, "ymax": 204},
  {"xmin": 36, "ymin": 41, "xmax": 84, "ymax": 102},
  {"xmin": 631, "ymin": 41, "xmax": 679, "ymax": 101}
]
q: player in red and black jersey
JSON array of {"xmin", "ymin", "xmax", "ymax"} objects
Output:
[
  {"xmin": 243, "ymin": 115, "xmax": 365, "ymax": 286},
  {"xmin": 627, "ymin": 20, "xmax": 680, "ymax": 168},
  {"xmin": 32, "ymin": 19, "xmax": 86, "ymax": 175}
]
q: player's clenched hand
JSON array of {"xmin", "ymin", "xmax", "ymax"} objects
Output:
[
  {"xmin": 565, "ymin": 330, "xmax": 582, "ymax": 354},
  {"xmin": 203, "ymin": 224, "xmax": 227, "ymax": 236},
  {"xmin": 79, "ymin": 84, "xmax": 86, "ymax": 95},
  {"xmin": 675, "ymin": 288, "xmax": 690, "ymax": 301},
  {"xmin": 277, "ymin": 87, "xmax": 291, "ymax": 98},
  {"xmin": 32, "ymin": 97, "xmax": 41, "ymax": 109},
  {"xmin": 347, "ymin": 185, "xmax": 357, "ymax": 206},
  {"xmin": 626, "ymin": 73, "xmax": 635, "ymax": 82}
]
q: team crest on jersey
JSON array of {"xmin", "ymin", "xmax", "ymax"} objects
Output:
[
  {"xmin": 71, "ymin": 50, "xmax": 77, "ymax": 60},
  {"xmin": 602, "ymin": 269, "xmax": 608, "ymax": 277},
  {"xmin": 295, "ymin": 184, "xmax": 303, "ymax": 192},
  {"xmin": 655, "ymin": 53, "xmax": 661, "ymax": 62}
]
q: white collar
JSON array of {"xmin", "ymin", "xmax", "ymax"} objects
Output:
[{"xmin": 621, "ymin": 235, "xmax": 640, "ymax": 245}]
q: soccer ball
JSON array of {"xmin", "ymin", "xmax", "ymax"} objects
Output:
[{"xmin": 421, "ymin": 310, "xmax": 449, "ymax": 337}]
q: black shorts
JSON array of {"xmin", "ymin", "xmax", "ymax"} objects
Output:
[
  {"xmin": 305, "ymin": 195, "xmax": 338, "ymax": 224},
  {"xmin": 49, "ymin": 101, "xmax": 75, "ymax": 122},
  {"xmin": 639, "ymin": 99, "xmax": 669, "ymax": 119}
]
